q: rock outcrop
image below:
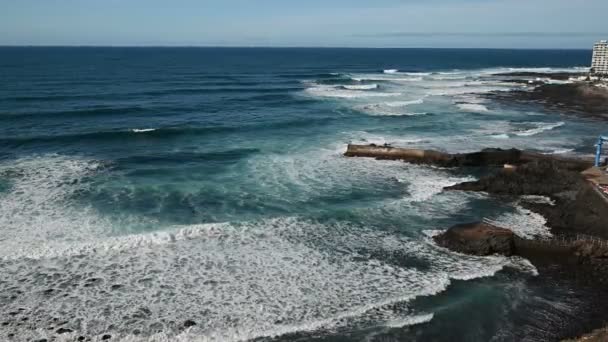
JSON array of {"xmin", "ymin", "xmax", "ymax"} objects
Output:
[
  {"xmin": 446, "ymin": 159, "xmax": 588, "ymax": 197},
  {"xmin": 488, "ymin": 82, "xmax": 608, "ymax": 119},
  {"xmin": 433, "ymin": 222, "xmax": 516, "ymax": 256},
  {"xmin": 343, "ymin": 144, "xmax": 453, "ymax": 165},
  {"xmin": 344, "ymin": 144, "xmax": 591, "ymax": 170}
]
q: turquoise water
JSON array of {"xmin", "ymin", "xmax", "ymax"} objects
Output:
[{"xmin": 0, "ymin": 47, "xmax": 601, "ymax": 341}]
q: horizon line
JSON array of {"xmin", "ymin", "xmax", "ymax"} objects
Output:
[{"xmin": 0, "ymin": 45, "xmax": 593, "ymax": 51}]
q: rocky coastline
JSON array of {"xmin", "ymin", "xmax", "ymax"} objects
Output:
[
  {"xmin": 345, "ymin": 144, "xmax": 608, "ymax": 340},
  {"xmin": 487, "ymin": 71, "xmax": 608, "ymax": 120}
]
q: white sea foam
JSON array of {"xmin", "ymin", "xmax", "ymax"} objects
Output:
[
  {"xmin": 132, "ymin": 128, "xmax": 156, "ymax": 133},
  {"xmin": 385, "ymin": 99, "xmax": 425, "ymax": 106},
  {"xmin": 355, "ymin": 99, "xmax": 427, "ymax": 116},
  {"xmin": 383, "ymin": 69, "xmax": 399, "ymax": 74},
  {"xmin": 303, "ymin": 84, "xmax": 400, "ymax": 98},
  {"xmin": 0, "ymin": 214, "xmax": 531, "ymax": 341},
  {"xmin": 481, "ymin": 66, "xmax": 589, "ymax": 76},
  {"xmin": 341, "ymin": 83, "xmax": 379, "ymax": 90},
  {"xmin": 398, "ymin": 170, "xmax": 476, "ymax": 203},
  {"xmin": 0, "ymin": 152, "xmax": 542, "ymax": 341},
  {"xmin": 351, "ymin": 75, "xmax": 423, "ymax": 82},
  {"xmin": 520, "ymin": 195, "xmax": 556, "ymax": 206},
  {"xmin": 542, "ymin": 148, "xmax": 575, "ymax": 155},
  {"xmin": 513, "ymin": 122, "xmax": 564, "ymax": 137},
  {"xmin": 383, "ymin": 313, "xmax": 435, "ymax": 328},
  {"xmin": 0, "ymin": 155, "xmax": 117, "ymax": 260},
  {"xmin": 456, "ymin": 103, "xmax": 489, "ymax": 112},
  {"xmin": 485, "ymin": 204, "xmax": 552, "ymax": 239}
]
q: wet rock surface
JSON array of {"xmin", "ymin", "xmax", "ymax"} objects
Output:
[
  {"xmin": 434, "ymin": 222, "xmax": 516, "ymax": 256},
  {"xmin": 446, "ymin": 159, "xmax": 588, "ymax": 197},
  {"xmin": 345, "ymin": 145, "xmax": 591, "ymax": 170},
  {"xmin": 488, "ymin": 81, "xmax": 608, "ymax": 119}
]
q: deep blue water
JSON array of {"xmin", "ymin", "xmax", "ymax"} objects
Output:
[{"xmin": 0, "ymin": 47, "xmax": 601, "ymax": 341}]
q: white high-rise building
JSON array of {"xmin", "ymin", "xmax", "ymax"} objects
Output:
[{"xmin": 591, "ymin": 40, "xmax": 608, "ymax": 76}]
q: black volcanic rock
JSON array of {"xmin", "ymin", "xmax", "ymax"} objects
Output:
[
  {"xmin": 446, "ymin": 160, "xmax": 586, "ymax": 197},
  {"xmin": 184, "ymin": 320, "xmax": 197, "ymax": 328},
  {"xmin": 434, "ymin": 222, "xmax": 516, "ymax": 256},
  {"xmin": 492, "ymin": 71, "xmax": 585, "ymax": 80},
  {"xmin": 488, "ymin": 82, "xmax": 608, "ymax": 118},
  {"xmin": 56, "ymin": 327, "xmax": 72, "ymax": 334}
]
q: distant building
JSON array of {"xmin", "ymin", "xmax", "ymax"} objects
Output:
[{"xmin": 591, "ymin": 40, "xmax": 608, "ymax": 76}]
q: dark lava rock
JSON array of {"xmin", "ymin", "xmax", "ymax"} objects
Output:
[
  {"xmin": 491, "ymin": 71, "xmax": 585, "ymax": 80},
  {"xmin": 184, "ymin": 319, "xmax": 197, "ymax": 328},
  {"xmin": 434, "ymin": 222, "xmax": 516, "ymax": 256},
  {"xmin": 488, "ymin": 82, "xmax": 608, "ymax": 118},
  {"xmin": 34, "ymin": 339, "xmax": 48, "ymax": 342},
  {"xmin": 528, "ymin": 182, "xmax": 608, "ymax": 240},
  {"xmin": 56, "ymin": 327, "xmax": 73, "ymax": 334},
  {"xmin": 450, "ymin": 148, "xmax": 525, "ymax": 167},
  {"xmin": 102, "ymin": 334, "xmax": 112, "ymax": 340},
  {"xmin": 446, "ymin": 160, "xmax": 587, "ymax": 197},
  {"xmin": 78, "ymin": 336, "xmax": 85, "ymax": 341}
]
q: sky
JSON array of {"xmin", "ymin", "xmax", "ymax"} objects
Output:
[{"xmin": 1, "ymin": 0, "xmax": 607, "ymax": 48}]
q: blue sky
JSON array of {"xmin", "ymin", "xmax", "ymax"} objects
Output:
[{"xmin": 1, "ymin": 0, "xmax": 607, "ymax": 48}]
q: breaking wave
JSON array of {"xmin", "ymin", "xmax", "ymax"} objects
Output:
[
  {"xmin": 340, "ymin": 83, "xmax": 379, "ymax": 90},
  {"xmin": 303, "ymin": 84, "xmax": 401, "ymax": 98},
  {"xmin": 513, "ymin": 122, "xmax": 565, "ymax": 137},
  {"xmin": 456, "ymin": 103, "xmax": 489, "ymax": 112},
  {"xmin": 131, "ymin": 128, "xmax": 157, "ymax": 133}
]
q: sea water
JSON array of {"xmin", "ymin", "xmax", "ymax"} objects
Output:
[{"xmin": 0, "ymin": 47, "xmax": 599, "ymax": 341}]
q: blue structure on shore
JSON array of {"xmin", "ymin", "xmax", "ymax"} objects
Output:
[{"xmin": 596, "ymin": 136, "xmax": 608, "ymax": 166}]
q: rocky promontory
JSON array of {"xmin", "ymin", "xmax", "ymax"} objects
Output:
[
  {"xmin": 487, "ymin": 71, "xmax": 608, "ymax": 119},
  {"xmin": 433, "ymin": 222, "xmax": 516, "ymax": 256}
]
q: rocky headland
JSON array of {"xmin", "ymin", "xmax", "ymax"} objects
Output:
[{"xmin": 487, "ymin": 71, "xmax": 608, "ymax": 119}]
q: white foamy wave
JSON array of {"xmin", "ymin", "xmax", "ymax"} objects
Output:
[
  {"xmin": 0, "ymin": 214, "xmax": 531, "ymax": 341},
  {"xmin": 542, "ymin": 148, "xmax": 575, "ymax": 155},
  {"xmin": 386, "ymin": 99, "xmax": 425, "ymax": 107},
  {"xmin": 0, "ymin": 155, "xmax": 119, "ymax": 260},
  {"xmin": 132, "ymin": 128, "xmax": 156, "ymax": 133},
  {"xmin": 383, "ymin": 313, "xmax": 434, "ymax": 328},
  {"xmin": 513, "ymin": 122, "xmax": 564, "ymax": 137},
  {"xmin": 399, "ymin": 171, "xmax": 476, "ymax": 203},
  {"xmin": 520, "ymin": 195, "xmax": 556, "ymax": 206},
  {"xmin": 341, "ymin": 84, "xmax": 379, "ymax": 90},
  {"xmin": 456, "ymin": 103, "xmax": 489, "ymax": 112},
  {"xmin": 481, "ymin": 66, "xmax": 589, "ymax": 76},
  {"xmin": 422, "ymin": 229, "xmax": 445, "ymax": 238},
  {"xmin": 351, "ymin": 75, "xmax": 423, "ymax": 82},
  {"xmin": 354, "ymin": 99, "xmax": 426, "ymax": 116},
  {"xmin": 303, "ymin": 84, "xmax": 400, "ymax": 99},
  {"xmin": 384, "ymin": 69, "xmax": 399, "ymax": 74},
  {"xmin": 485, "ymin": 205, "xmax": 552, "ymax": 239}
]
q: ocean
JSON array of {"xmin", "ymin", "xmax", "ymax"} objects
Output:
[{"xmin": 0, "ymin": 47, "xmax": 601, "ymax": 341}]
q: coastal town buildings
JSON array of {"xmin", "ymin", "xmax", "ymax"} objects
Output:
[{"xmin": 591, "ymin": 40, "xmax": 608, "ymax": 77}]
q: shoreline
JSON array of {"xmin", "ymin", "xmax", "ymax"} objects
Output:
[
  {"xmin": 486, "ymin": 71, "xmax": 608, "ymax": 120},
  {"xmin": 344, "ymin": 144, "xmax": 608, "ymax": 340}
]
